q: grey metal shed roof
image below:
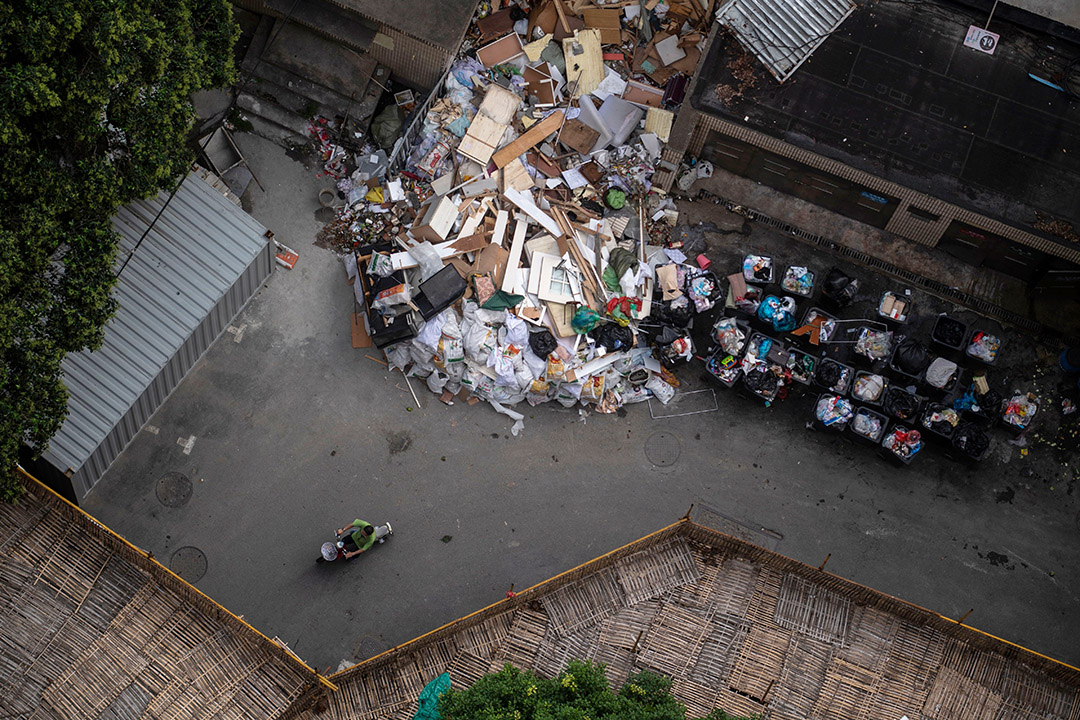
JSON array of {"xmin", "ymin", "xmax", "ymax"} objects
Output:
[
  {"xmin": 716, "ymin": 0, "xmax": 857, "ymax": 83},
  {"xmin": 44, "ymin": 173, "xmax": 270, "ymax": 475}
]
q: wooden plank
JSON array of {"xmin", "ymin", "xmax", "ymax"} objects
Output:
[
  {"xmin": 558, "ymin": 118, "xmax": 601, "ymax": 154},
  {"xmin": 583, "ymin": 8, "xmax": 622, "ymax": 44},
  {"xmin": 502, "ymin": 218, "xmax": 530, "ymax": 293},
  {"xmin": 502, "ymin": 187, "xmax": 563, "ymax": 238},
  {"xmin": 563, "ymin": 29, "xmax": 604, "ymax": 97},
  {"xmin": 477, "ymin": 33, "xmax": 525, "ymax": 68},
  {"xmin": 492, "ymin": 210, "xmax": 510, "ymax": 249},
  {"xmin": 390, "ymin": 233, "xmax": 490, "ymax": 271},
  {"xmin": 644, "ymin": 107, "xmax": 674, "ymax": 142},
  {"xmin": 491, "ymin": 110, "xmax": 565, "ymax": 168},
  {"xmin": 459, "ymin": 114, "xmax": 506, "ymax": 166}
]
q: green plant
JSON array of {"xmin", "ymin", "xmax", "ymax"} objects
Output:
[
  {"xmin": 439, "ymin": 660, "xmax": 758, "ymax": 720},
  {"xmin": 0, "ymin": 0, "xmax": 240, "ymax": 501}
]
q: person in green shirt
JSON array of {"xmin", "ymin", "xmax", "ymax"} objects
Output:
[{"xmin": 336, "ymin": 520, "xmax": 376, "ymax": 559}]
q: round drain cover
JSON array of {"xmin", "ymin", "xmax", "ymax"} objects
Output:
[
  {"xmin": 156, "ymin": 472, "xmax": 192, "ymax": 508},
  {"xmin": 645, "ymin": 431, "xmax": 681, "ymax": 467},
  {"xmin": 170, "ymin": 547, "xmax": 207, "ymax": 583}
]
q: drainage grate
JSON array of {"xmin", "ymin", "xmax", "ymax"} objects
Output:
[
  {"xmin": 692, "ymin": 504, "xmax": 783, "ymax": 550},
  {"xmin": 645, "ymin": 431, "xmax": 682, "ymax": 467},
  {"xmin": 156, "ymin": 472, "xmax": 192, "ymax": 508},
  {"xmin": 170, "ymin": 546, "xmax": 207, "ymax": 583},
  {"xmin": 695, "ymin": 189, "xmax": 1067, "ymax": 340}
]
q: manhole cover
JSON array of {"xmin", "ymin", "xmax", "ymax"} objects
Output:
[
  {"xmin": 156, "ymin": 472, "xmax": 192, "ymax": 508},
  {"xmin": 170, "ymin": 547, "xmax": 207, "ymax": 583},
  {"xmin": 645, "ymin": 431, "xmax": 681, "ymax": 467}
]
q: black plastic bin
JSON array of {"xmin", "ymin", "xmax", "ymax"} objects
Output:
[
  {"xmin": 965, "ymin": 330, "xmax": 1002, "ymax": 366},
  {"xmin": 879, "ymin": 424, "xmax": 922, "ymax": 465},
  {"xmin": 889, "ymin": 337, "xmax": 932, "ymax": 386},
  {"xmin": 811, "ymin": 393, "xmax": 855, "ymax": 432},
  {"xmin": 931, "ymin": 314, "xmax": 968, "ymax": 355},
  {"xmin": 920, "ymin": 402, "xmax": 960, "ymax": 442},
  {"xmin": 882, "ymin": 386, "xmax": 924, "ymax": 422},
  {"xmin": 851, "ymin": 371, "xmax": 888, "ymax": 407},
  {"xmin": 849, "ymin": 406, "xmax": 888, "ymax": 447},
  {"xmin": 785, "ymin": 349, "xmax": 817, "ymax": 385},
  {"xmin": 813, "ymin": 358, "xmax": 854, "ymax": 395},
  {"xmin": 958, "ymin": 386, "xmax": 1003, "ymax": 427},
  {"xmin": 949, "ymin": 421, "xmax": 990, "ymax": 462},
  {"xmin": 790, "ymin": 307, "xmax": 838, "ymax": 347},
  {"xmin": 878, "ymin": 291, "xmax": 913, "ymax": 325},
  {"xmin": 705, "ymin": 351, "xmax": 744, "ymax": 389}
]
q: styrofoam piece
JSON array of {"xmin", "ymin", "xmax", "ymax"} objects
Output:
[
  {"xmin": 598, "ymin": 95, "xmax": 644, "ymax": 147},
  {"xmin": 576, "ymin": 95, "xmax": 614, "ymax": 153}
]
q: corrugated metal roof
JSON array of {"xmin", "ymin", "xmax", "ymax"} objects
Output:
[
  {"xmin": 716, "ymin": 0, "xmax": 857, "ymax": 83},
  {"xmin": 44, "ymin": 173, "xmax": 269, "ymax": 475}
]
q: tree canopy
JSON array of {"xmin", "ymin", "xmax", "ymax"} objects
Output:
[
  {"xmin": 438, "ymin": 661, "xmax": 757, "ymax": 720},
  {"xmin": 0, "ymin": 0, "xmax": 238, "ymax": 501}
]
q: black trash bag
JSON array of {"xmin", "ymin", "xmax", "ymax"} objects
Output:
[
  {"xmin": 953, "ymin": 422, "xmax": 989, "ymax": 457},
  {"xmin": 883, "ymin": 387, "xmax": 920, "ymax": 420},
  {"xmin": 656, "ymin": 295, "xmax": 694, "ymax": 327},
  {"xmin": 893, "ymin": 338, "xmax": 930, "ymax": 375},
  {"xmin": 923, "ymin": 405, "xmax": 955, "ymax": 435},
  {"xmin": 590, "ymin": 323, "xmax": 634, "ymax": 352},
  {"xmin": 821, "ymin": 267, "xmax": 859, "ymax": 307},
  {"xmin": 933, "ymin": 316, "xmax": 966, "ymax": 347},
  {"xmin": 744, "ymin": 365, "xmax": 779, "ymax": 394},
  {"xmin": 528, "ymin": 329, "xmax": 558, "ymax": 358},
  {"xmin": 815, "ymin": 359, "xmax": 843, "ymax": 388},
  {"xmin": 975, "ymin": 389, "xmax": 1002, "ymax": 418}
]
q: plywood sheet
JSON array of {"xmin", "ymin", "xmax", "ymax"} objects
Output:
[{"xmin": 563, "ymin": 29, "xmax": 603, "ymax": 98}]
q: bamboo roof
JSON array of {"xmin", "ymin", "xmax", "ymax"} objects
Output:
[
  {"xmin": 322, "ymin": 523, "xmax": 1080, "ymax": 720},
  {"xmin": 5, "ymin": 472, "xmax": 1079, "ymax": 720},
  {"xmin": 0, "ymin": 473, "xmax": 327, "ymax": 720}
]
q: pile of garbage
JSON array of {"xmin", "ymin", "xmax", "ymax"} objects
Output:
[{"xmin": 331, "ymin": 0, "xmax": 719, "ymax": 431}]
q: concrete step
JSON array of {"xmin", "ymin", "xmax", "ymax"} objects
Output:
[
  {"xmin": 260, "ymin": 19, "xmax": 378, "ymax": 99},
  {"xmin": 263, "ymin": 0, "xmax": 376, "ymax": 54},
  {"xmin": 245, "ymin": 60, "xmax": 358, "ymax": 120},
  {"xmin": 239, "ymin": 14, "xmax": 275, "ymax": 76},
  {"xmin": 236, "ymin": 92, "xmax": 312, "ymax": 138},
  {"xmin": 239, "ymin": 113, "xmax": 310, "ymax": 149}
]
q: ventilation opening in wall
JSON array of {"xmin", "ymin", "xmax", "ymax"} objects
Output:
[{"xmin": 908, "ymin": 206, "xmax": 941, "ymax": 222}]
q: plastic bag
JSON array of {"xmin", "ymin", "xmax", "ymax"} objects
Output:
[
  {"xmin": 580, "ymin": 375, "xmax": 605, "ymax": 403},
  {"xmin": 893, "ymin": 338, "xmax": 930, "ymax": 375},
  {"xmin": 433, "ymin": 313, "xmax": 465, "ymax": 369},
  {"xmin": 590, "ymin": 323, "xmax": 634, "ymax": 352},
  {"xmin": 712, "ymin": 317, "xmax": 746, "ymax": 356},
  {"xmin": 821, "ymin": 267, "xmax": 859, "ymax": 307},
  {"xmin": 545, "ymin": 354, "xmax": 566, "ymax": 381},
  {"xmin": 757, "ymin": 295, "xmax": 797, "ymax": 333},
  {"xmin": 645, "ymin": 373, "xmax": 676, "ymax": 404},
  {"xmin": 883, "ymin": 387, "xmax": 921, "ymax": 420},
  {"xmin": 529, "ymin": 329, "xmax": 558, "ymax": 357},
  {"xmin": 925, "ymin": 358, "xmax": 958, "ymax": 389},
  {"xmin": 555, "ymin": 381, "xmax": 582, "ymax": 407},
  {"xmin": 815, "ymin": 395, "xmax": 853, "ymax": 426},
  {"xmin": 853, "ymin": 373, "xmax": 886, "ymax": 402},
  {"xmin": 657, "ymin": 295, "xmax": 694, "ymax": 327},
  {"xmin": 526, "ymin": 378, "xmax": 552, "ymax": 406},
  {"xmin": 368, "ymin": 252, "xmax": 394, "ymax": 277}
]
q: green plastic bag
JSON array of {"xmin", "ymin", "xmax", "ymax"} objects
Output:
[{"xmin": 413, "ymin": 672, "xmax": 450, "ymax": 720}]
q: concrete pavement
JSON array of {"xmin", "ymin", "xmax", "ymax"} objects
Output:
[{"xmin": 81, "ymin": 132, "xmax": 1080, "ymax": 673}]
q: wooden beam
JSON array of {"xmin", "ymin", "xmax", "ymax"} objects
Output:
[
  {"xmin": 492, "ymin": 110, "xmax": 565, "ymax": 168},
  {"xmin": 502, "ymin": 187, "xmax": 563, "ymax": 237},
  {"xmin": 502, "ymin": 218, "xmax": 530, "ymax": 293}
]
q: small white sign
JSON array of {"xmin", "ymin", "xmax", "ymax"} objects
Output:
[{"xmin": 964, "ymin": 25, "xmax": 1000, "ymax": 55}]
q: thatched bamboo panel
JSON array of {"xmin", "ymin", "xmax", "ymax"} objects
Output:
[
  {"xmin": 729, "ymin": 622, "xmax": 792, "ymax": 700},
  {"xmin": 887, "ymin": 621, "xmax": 946, "ymax": 695},
  {"xmin": 775, "ymin": 573, "xmax": 852, "ymax": 645},
  {"xmin": 413, "ymin": 638, "xmax": 457, "ymax": 686},
  {"xmin": 840, "ymin": 605, "xmax": 897, "ymax": 672},
  {"xmin": 923, "ymin": 667, "xmax": 1001, "ymax": 720},
  {"xmin": 534, "ymin": 624, "xmax": 600, "ymax": 678},
  {"xmin": 715, "ymin": 686, "xmax": 768, "ymax": 719},
  {"xmin": 614, "ymin": 537, "xmax": 700, "ymax": 606},
  {"xmin": 746, "ymin": 566, "xmax": 784, "ymax": 627},
  {"xmin": 672, "ymin": 676, "xmax": 719, "ymax": 717},
  {"xmin": 665, "ymin": 562, "xmax": 719, "ymax": 616},
  {"xmin": 999, "ymin": 663, "xmax": 1078, "ymax": 720},
  {"xmin": 449, "ymin": 651, "xmax": 492, "ymax": 690},
  {"xmin": 689, "ymin": 614, "xmax": 748, "ymax": 687},
  {"xmin": 454, "ymin": 611, "xmax": 514, "ymax": 660},
  {"xmin": 812, "ymin": 657, "xmax": 881, "ymax": 720},
  {"xmin": 637, "ymin": 603, "xmax": 711, "ymax": 678},
  {"xmin": 768, "ymin": 634, "xmax": 833, "ymax": 720},
  {"xmin": 597, "ymin": 599, "xmax": 660, "ymax": 650},
  {"xmin": 591, "ymin": 642, "xmax": 635, "ymax": 689},
  {"xmin": 941, "ymin": 637, "xmax": 1008, "ymax": 688},
  {"xmin": 540, "ymin": 567, "xmax": 626, "ymax": 638},
  {"xmin": 494, "ymin": 609, "xmax": 547, "ymax": 670}
]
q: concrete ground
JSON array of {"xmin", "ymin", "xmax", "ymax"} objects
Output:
[{"xmin": 82, "ymin": 132, "xmax": 1080, "ymax": 674}]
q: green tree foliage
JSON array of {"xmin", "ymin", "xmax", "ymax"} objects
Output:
[
  {"xmin": 438, "ymin": 660, "xmax": 759, "ymax": 720},
  {"xmin": 0, "ymin": 0, "xmax": 239, "ymax": 501}
]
